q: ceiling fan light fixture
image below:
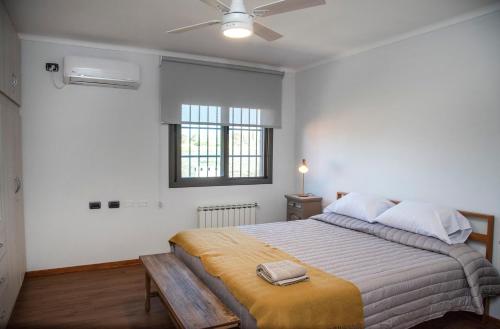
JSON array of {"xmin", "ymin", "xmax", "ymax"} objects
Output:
[{"xmin": 223, "ymin": 26, "xmax": 253, "ymax": 38}]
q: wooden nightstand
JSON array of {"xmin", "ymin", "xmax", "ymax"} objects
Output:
[{"xmin": 285, "ymin": 194, "xmax": 322, "ymax": 221}]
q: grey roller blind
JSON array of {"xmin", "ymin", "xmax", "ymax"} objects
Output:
[{"xmin": 160, "ymin": 57, "xmax": 284, "ymax": 128}]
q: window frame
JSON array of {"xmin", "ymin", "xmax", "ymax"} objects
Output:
[{"xmin": 169, "ymin": 124, "xmax": 273, "ymax": 188}]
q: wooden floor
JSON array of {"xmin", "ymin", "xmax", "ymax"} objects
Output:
[{"xmin": 7, "ymin": 265, "xmax": 500, "ymax": 329}]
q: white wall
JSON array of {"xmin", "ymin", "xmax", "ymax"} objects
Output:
[
  {"xmin": 295, "ymin": 11, "xmax": 500, "ymax": 316},
  {"xmin": 21, "ymin": 39, "xmax": 296, "ymax": 271}
]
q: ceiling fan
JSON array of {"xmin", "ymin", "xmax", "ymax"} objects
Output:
[{"xmin": 167, "ymin": 0, "xmax": 326, "ymax": 41}]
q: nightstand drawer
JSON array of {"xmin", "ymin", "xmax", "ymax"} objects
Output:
[
  {"xmin": 287, "ymin": 207, "xmax": 304, "ymax": 220},
  {"xmin": 287, "ymin": 201, "xmax": 303, "ymax": 209}
]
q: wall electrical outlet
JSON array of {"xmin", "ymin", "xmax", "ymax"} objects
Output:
[
  {"xmin": 45, "ymin": 63, "xmax": 59, "ymax": 72},
  {"xmin": 137, "ymin": 201, "xmax": 148, "ymax": 208},
  {"xmin": 116, "ymin": 201, "xmax": 149, "ymax": 208},
  {"xmin": 108, "ymin": 201, "xmax": 120, "ymax": 209},
  {"xmin": 123, "ymin": 201, "xmax": 135, "ymax": 208},
  {"xmin": 89, "ymin": 201, "xmax": 101, "ymax": 209}
]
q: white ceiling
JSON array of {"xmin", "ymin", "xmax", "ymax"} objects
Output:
[{"xmin": 4, "ymin": 0, "xmax": 500, "ymax": 69}]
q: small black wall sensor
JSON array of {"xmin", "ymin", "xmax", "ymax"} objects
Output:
[
  {"xmin": 45, "ymin": 63, "xmax": 59, "ymax": 72},
  {"xmin": 89, "ymin": 201, "xmax": 101, "ymax": 209},
  {"xmin": 108, "ymin": 201, "xmax": 120, "ymax": 209}
]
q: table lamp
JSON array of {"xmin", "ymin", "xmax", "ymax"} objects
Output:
[{"xmin": 298, "ymin": 159, "xmax": 309, "ymax": 197}]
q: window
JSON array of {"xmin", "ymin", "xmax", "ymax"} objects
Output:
[{"xmin": 169, "ymin": 105, "xmax": 273, "ymax": 187}]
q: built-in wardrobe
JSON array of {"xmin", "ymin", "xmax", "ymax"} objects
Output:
[{"xmin": 0, "ymin": 2, "xmax": 25, "ymax": 328}]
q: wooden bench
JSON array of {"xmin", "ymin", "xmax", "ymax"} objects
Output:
[{"xmin": 140, "ymin": 253, "xmax": 240, "ymax": 329}]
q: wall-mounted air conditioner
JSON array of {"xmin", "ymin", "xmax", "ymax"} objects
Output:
[{"xmin": 63, "ymin": 56, "xmax": 141, "ymax": 89}]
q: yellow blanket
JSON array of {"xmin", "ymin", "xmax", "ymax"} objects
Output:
[{"xmin": 170, "ymin": 228, "xmax": 363, "ymax": 329}]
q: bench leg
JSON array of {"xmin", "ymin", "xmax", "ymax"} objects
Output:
[{"xmin": 145, "ymin": 271, "xmax": 151, "ymax": 312}]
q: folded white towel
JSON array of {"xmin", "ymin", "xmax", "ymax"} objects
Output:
[{"xmin": 256, "ymin": 260, "xmax": 309, "ymax": 286}]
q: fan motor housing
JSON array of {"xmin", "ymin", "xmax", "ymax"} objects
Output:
[{"xmin": 221, "ymin": 12, "xmax": 253, "ymax": 35}]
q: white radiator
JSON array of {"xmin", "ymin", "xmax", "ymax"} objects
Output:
[{"xmin": 197, "ymin": 202, "xmax": 258, "ymax": 228}]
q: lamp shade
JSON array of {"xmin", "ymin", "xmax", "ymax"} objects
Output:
[{"xmin": 298, "ymin": 159, "xmax": 309, "ymax": 174}]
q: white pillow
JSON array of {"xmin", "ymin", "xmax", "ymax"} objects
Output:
[
  {"xmin": 323, "ymin": 192, "xmax": 395, "ymax": 223},
  {"xmin": 375, "ymin": 201, "xmax": 472, "ymax": 244}
]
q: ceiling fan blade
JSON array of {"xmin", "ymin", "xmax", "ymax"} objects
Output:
[
  {"xmin": 166, "ymin": 20, "xmax": 221, "ymax": 34},
  {"xmin": 253, "ymin": 0, "xmax": 326, "ymax": 17},
  {"xmin": 199, "ymin": 0, "xmax": 230, "ymax": 13},
  {"xmin": 253, "ymin": 22, "xmax": 283, "ymax": 41}
]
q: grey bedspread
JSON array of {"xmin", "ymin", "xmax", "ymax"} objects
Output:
[
  {"xmin": 172, "ymin": 213, "xmax": 500, "ymax": 329},
  {"xmin": 312, "ymin": 213, "xmax": 500, "ymax": 314}
]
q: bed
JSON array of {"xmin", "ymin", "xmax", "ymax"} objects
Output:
[{"xmin": 170, "ymin": 193, "xmax": 500, "ymax": 329}]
